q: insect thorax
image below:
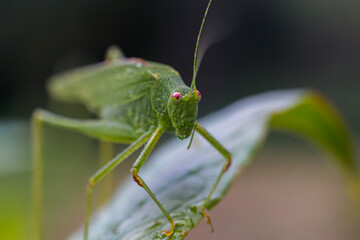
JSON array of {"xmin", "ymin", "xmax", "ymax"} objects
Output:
[{"xmin": 150, "ymin": 71, "xmax": 198, "ymax": 139}]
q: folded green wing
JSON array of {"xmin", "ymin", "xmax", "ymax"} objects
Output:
[{"xmin": 48, "ymin": 59, "xmax": 173, "ymax": 114}]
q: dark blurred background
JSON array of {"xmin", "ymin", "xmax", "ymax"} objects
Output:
[
  {"xmin": 1, "ymin": 0, "xmax": 359, "ymax": 239},
  {"xmin": 1, "ymin": 0, "xmax": 360, "ymax": 129}
]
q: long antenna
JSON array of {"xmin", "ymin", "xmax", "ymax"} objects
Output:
[{"xmin": 190, "ymin": 0, "xmax": 213, "ymax": 92}]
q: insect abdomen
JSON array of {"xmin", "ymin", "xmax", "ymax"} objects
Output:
[{"xmin": 100, "ymin": 94, "xmax": 156, "ymax": 136}]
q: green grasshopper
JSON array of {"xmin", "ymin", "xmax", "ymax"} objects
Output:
[{"xmin": 32, "ymin": 0, "xmax": 231, "ymax": 239}]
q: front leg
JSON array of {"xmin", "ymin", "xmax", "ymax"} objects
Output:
[
  {"xmin": 85, "ymin": 131, "xmax": 152, "ymax": 240},
  {"xmin": 195, "ymin": 122, "xmax": 232, "ymax": 231},
  {"xmin": 130, "ymin": 127, "xmax": 176, "ymax": 236}
]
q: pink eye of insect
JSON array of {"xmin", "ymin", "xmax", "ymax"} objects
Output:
[
  {"xmin": 196, "ymin": 90, "xmax": 201, "ymax": 102},
  {"xmin": 172, "ymin": 92, "xmax": 182, "ymax": 103}
]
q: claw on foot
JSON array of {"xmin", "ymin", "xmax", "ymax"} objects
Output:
[
  {"xmin": 201, "ymin": 208, "xmax": 214, "ymax": 232},
  {"xmin": 161, "ymin": 229, "xmax": 173, "ymax": 237},
  {"xmin": 160, "ymin": 220, "xmax": 175, "ymax": 237}
]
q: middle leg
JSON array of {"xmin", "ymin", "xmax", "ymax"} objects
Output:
[{"xmin": 195, "ymin": 122, "xmax": 232, "ymax": 231}]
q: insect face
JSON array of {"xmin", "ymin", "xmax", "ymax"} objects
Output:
[{"xmin": 167, "ymin": 89, "xmax": 198, "ymax": 140}]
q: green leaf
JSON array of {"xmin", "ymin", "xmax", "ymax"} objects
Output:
[
  {"xmin": 69, "ymin": 89, "xmax": 357, "ymax": 240},
  {"xmin": 271, "ymin": 91, "xmax": 356, "ymax": 169}
]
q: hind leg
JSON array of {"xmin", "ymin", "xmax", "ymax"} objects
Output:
[{"xmin": 31, "ymin": 109, "xmax": 142, "ymax": 240}]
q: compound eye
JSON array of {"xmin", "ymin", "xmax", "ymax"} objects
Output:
[
  {"xmin": 172, "ymin": 92, "xmax": 182, "ymax": 104},
  {"xmin": 196, "ymin": 90, "xmax": 201, "ymax": 102}
]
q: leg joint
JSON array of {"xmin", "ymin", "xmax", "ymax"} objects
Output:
[
  {"xmin": 131, "ymin": 171, "xmax": 143, "ymax": 187},
  {"xmin": 225, "ymin": 154, "xmax": 232, "ymax": 171},
  {"xmin": 32, "ymin": 109, "xmax": 44, "ymax": 121},
  {"xmin": 88, "ymin": 177, "xmax": 95, "ymax": 188}
]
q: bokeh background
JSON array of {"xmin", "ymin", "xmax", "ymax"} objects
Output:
[{"xmin": 1, "ymin": 0, "xmax": 359, "ymax": 239}]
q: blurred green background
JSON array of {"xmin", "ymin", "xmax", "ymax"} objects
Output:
[{"xmin": 0, "ymin": 0, "xmax": 359, "ymax": 239}]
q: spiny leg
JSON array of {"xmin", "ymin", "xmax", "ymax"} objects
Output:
[
  {"xmin": 130, "ymin": 127, "xmax": 175, "ymax": 236},
  {"xmin": 32, "ymin": 109, "xmax": 138, "ymax": 143},
  {"xmin": 85, "ymin": 131, "xmax": 152, "ymax": 240},
  {"xmin": 195, "ymin": 123, "xmax": 231, "ymax": 231}
]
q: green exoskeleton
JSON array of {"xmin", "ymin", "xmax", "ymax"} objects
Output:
[{"xmin": 32, "ymin": 0, "xmax": 231, "ymax": 239}]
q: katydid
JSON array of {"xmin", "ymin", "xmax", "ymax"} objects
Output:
[{"xmin": 32, "ymin": 0, "xmax": 231, "ymax": 239}]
